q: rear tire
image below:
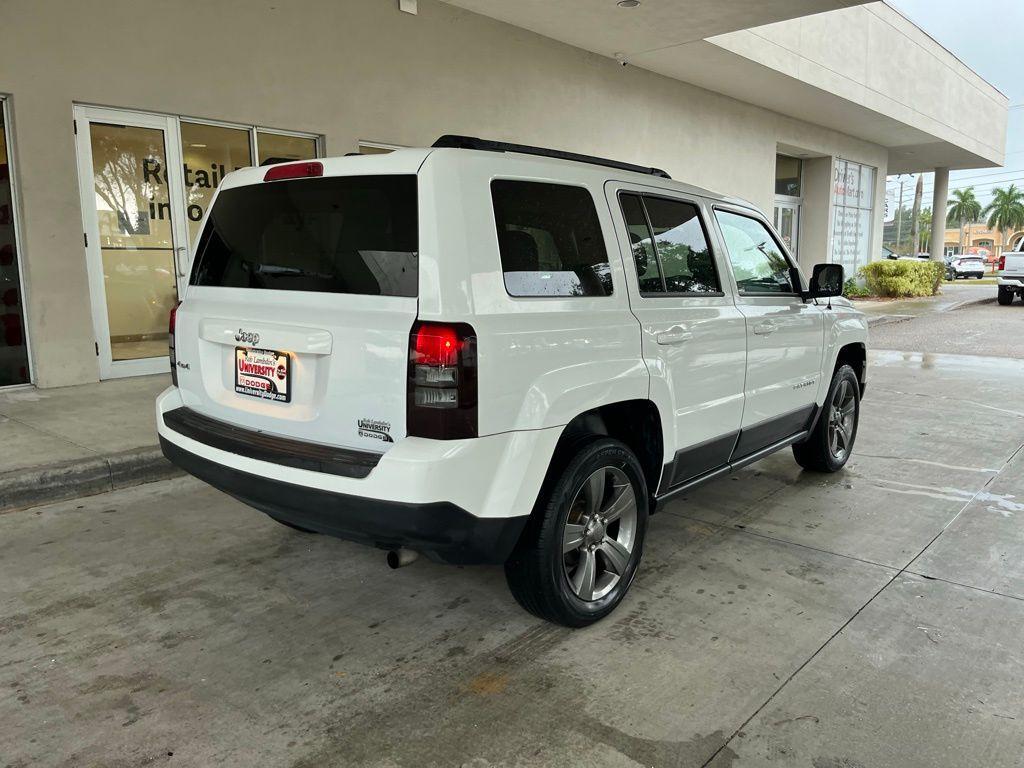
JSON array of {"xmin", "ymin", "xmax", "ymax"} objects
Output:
[
  {"xmin": 504, "ymin": 438, "xmax": 648, "ymax": 627},
  {"xmin": 998, "ymin": 287, "xmax": 1014, "ymax": 305},
  {"xmin": 792, "ymin": 364, "xmax": 860, "ymax": 473}
]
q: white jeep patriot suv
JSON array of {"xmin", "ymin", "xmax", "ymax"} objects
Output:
[{"xmin": 158, "ymin": 136, "xmax": 867, "ymax": 627}]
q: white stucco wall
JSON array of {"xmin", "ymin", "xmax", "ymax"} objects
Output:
[{"xmin": 1, "ymin": 0, "xmax": 889, "ymax": 387}]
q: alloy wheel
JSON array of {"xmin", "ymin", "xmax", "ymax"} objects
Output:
[
  {"xmin": 827, "ymin": 378, "xmax": 857, "ymax": 461},
  {"xmin": 561, "ymin": 466, "xmax": 638, "ymax": 602}
]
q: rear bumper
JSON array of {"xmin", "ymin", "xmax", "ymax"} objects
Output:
[
  {"xmin": 155, "ymin": 386, "xmax": 561, "ymax": 563},
  {"xmin": 160, "ymin": 436, "xmax": 526, "ymax": 564},
  {"xmin": 997, "ymin": 275, "xmax": 1024, "ymax": 288}
]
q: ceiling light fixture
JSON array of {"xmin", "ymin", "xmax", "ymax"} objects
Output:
[{"xmin": 617, "ymin": 0, "xmax": 640, "ymax": 7}]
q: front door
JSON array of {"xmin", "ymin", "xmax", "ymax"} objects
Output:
[
  {"xmin": 607, "ymin": 184, "xmax": 747, "ymax": 492},
  {"xmin": 75, "ymin": 106, "xmax": 190, "ymax": 378},
  {"xmin": 773, "ymin": 199, "xmax": 800, "ymax": 258},
  {"xmin": 712, "ymin": 206, "xmax": 824, "ymax": 458}
]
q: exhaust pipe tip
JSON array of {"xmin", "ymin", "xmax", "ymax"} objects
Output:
[{"xmin": 386, "ymin": 548, "xmax": 419, "ymax": 569}]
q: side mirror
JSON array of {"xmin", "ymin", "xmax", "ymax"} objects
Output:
[{"xmin": 808, "ymin": 263, "xmax": 844, "ymax": 299}]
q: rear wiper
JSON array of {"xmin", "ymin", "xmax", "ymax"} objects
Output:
[{"xmin": 250, "ymin": 263, "xmax": 332, "ymax": 279}]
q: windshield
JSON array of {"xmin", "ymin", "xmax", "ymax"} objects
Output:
[{"xmin": 190, "ymin": 175, "xmax": 418, "ymax": 296}]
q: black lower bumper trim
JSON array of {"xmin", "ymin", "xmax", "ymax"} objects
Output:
[
  {"xmin": 160, "ymin": 436, "xmax": 527, "ymax": 565},
  {"xmin": 163, "ymin": 407, "xmax": 380, "ymax": 478}
]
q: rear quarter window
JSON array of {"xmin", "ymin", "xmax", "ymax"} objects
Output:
[
  {"xmin": 191, "ymin": 175, "xmax": 418, "ymax": 297},
  {"xmin": 491, "ymin": 180, "xmax": 612, "ymax": 297}
]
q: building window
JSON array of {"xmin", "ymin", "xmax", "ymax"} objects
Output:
[
  {"xmin": 359, "ymin": 141, "xmax": 405, "ymax": 155},
  {"xmin": 0, "ymin": 98, "xmax": 31, "ymax": 385},
  {"xmin": 775, "ymin": 155, "xmax": 802, "ymax": 197},
  {"xmin": 257, "ymin": 131, "xmax": 318, "ymax": 165},
  {"xmin": 831, "ymin": 159, "xmax": 876, "ymax": 274},
  {"xmin": 181, "ymin": 122, "xmax": 252, "ymax": 244}
]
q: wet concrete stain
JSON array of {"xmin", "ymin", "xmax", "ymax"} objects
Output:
[{"xmin": 813, "ymin": 757, "xmax": 867, "ymax": 768}]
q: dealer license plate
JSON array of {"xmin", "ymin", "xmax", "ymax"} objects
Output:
[{"xmin": 234, "ymin": 347, "xmax": 291, "ymax": 403}]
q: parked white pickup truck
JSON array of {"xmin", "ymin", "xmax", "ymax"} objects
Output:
[{"xmin": 997, "ymin": 250, "xmax": 1024, "ymax": 305}]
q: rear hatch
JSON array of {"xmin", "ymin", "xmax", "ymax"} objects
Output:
[
  {"xmin": 1002, "ymin": 252, "xmax": 1024, "ymax": 275},
  {"xmin": 173, "ymin": 160, "xmax": 423, "ymax": 453}
]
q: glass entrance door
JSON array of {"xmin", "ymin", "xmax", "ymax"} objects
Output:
[
  {"xmin": 75, "ymin": 107, "xmax": 190, "ymax": 378},
  {"xmin": 773, "ymin": 199, "xmax": 800, "ymax": 258},
  {"xmin": 0, "ymin": 97, "xmax": 32, "ymax": 386}
]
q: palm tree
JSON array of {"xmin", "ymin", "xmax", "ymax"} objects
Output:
[
  {"xmin": 919, "ymin": 208, "xmax": 932, "ymax": 254},
  {"xmin": 947, "ymin": 187, "xmax": 982, "ymax": 256},
  {"xmin": 983, "ymin": 186, "xmax": 1024, "ymax": 252}
]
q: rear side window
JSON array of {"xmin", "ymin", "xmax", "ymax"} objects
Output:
[
  {"xmin": 619, "ymin": 193, "xmax": 720, "ymax": 295},
  {"xmin": 491, "ymin": 180, "xmax": 612, "ymax": 297},
  {"xmin": 191, "ymin": 175, "xmax": 418, "ymax": 296}
]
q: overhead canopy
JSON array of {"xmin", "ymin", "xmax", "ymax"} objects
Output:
[{"xmin": 442, "ymin": 1, "xmax": 1008, "ymax": 173}]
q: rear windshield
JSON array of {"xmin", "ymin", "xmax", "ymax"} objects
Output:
[{"xmin": 190, "ymin": 175, "xmax": 418, "ymax": 296}]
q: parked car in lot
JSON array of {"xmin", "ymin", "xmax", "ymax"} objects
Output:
[
  {"xmin": 157, "ymin": 136, "xmax": 868, "ymax": 626},
  {"xmin": 997, "ymin": 251, "xmax": 1024, "ymax": 305},
  {"xmin": 946, "ymin": 255, "xmax": 986, "ymax": 280}
]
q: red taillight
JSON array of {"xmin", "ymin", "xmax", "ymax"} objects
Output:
[
  {"xmin": 408, "ymin": 321, "xmax": 477, "ymax": 440},
  {"xmin": 414, "ymin": 324, "xmax": 463, "ymax": 367},
  {"xmin": 263, "ymin": 161, "xmax": 323, "ymax": 182},
  {"xmin": 997, "ymin": 255, "xmax": 1006, "ymax": 271},
  {"xmin": 169, "ymin": 301, "xmax": 181, "ymax": 386}
]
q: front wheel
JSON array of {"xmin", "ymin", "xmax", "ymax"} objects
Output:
[
  {"xmin": 504, "ymin": 438, "xmax": 648, "ymax": 627},
  {"xmin": 793, "ymin": 364, "xmax": 860, "ymax": 473}
]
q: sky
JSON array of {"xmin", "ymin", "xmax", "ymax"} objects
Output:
[{"xmin": 885, "ymin": 0, "xmax": 1024, "ymax": 218}]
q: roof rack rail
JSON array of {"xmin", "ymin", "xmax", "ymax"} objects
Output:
[{"xmin": 431, "ymin": 135, "xmax": 671, "ymax": 179}]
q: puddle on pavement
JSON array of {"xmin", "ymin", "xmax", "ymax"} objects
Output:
[{"xmin": 870, "ymin": 350, "xmax": 1024, "ymax": 377}]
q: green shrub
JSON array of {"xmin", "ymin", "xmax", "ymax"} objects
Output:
[
  {"xmin": 860, "ymin": 260, "xmax": 944, "ymax": 298},
  {"xmin": 842, "ymin": 278, "xmax": 870, "ymax": 298}
]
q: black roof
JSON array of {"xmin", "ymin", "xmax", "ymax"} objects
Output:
[{"xmin": 432, "ymin": 135, "xmax": 671, "ymax": 179}]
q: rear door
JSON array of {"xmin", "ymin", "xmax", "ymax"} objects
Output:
[
  {"xmin": 173, "ymin": 167, "xmax": 419, "ymax": 453},
  {"xmin": 606, "ymin": 183, "xmax": 746, "ymax": 492},
  {"xmin": 711, "ymin": 206, "xmax": 824, "ymax": 457}
]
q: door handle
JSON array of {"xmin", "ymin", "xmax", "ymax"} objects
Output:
[
  {"xmin": 656, "ymin": 326, "xmax": 693, "ymax": 345},
  {"xmin": 752, "ymin": 321, "xmax": 776, "ymax": 336},
  {"xmin": 174, "ymin": 246, "xmax": 188, "ymax": 278}
]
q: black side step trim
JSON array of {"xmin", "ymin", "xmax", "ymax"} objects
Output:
[
  {"xmin": 653, "ymin": 429, "xmax": 810, "ymax": 508},
  {"xmin": 162, "ymin": 407, "xmax": 382, "ymax": 478}
]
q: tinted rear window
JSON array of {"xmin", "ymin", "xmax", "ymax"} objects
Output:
[
  {"xmin": 191, "ymin": 175, "xmax": 418, "ymax": 296},
  {"xmin": 491, "ymin": 180, "xmax": 611, "ymax": 297}
]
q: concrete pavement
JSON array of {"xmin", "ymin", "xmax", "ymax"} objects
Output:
[
  {"xmin": 3, "ymin": 349, "xmax": 1023, "ymax": 767},
  {"xmin": 869, "ymin": 293, "xmax": 1024, "ymax": 358}
]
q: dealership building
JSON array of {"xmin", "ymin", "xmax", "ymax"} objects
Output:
[{"xmin": 0, "ymin": 0, "xmax": 1008, "ymax": 389}]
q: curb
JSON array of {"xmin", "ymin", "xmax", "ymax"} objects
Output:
[
  {"xmin": 0, "ymin": 446, "xmax": 183, "ymax": 513},
  {"xmin": 939, "ymin": 296, "xmax": 992, "ymax": 313},
  {"xmin": 866, "ymin": 314, "xmax": 913, "ymax": 328}
]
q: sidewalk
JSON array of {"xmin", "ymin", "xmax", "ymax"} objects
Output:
[
  {"xmin": 0, "ymin": 374, "xmax": 177, "ymax": 511},
  {"xmin": 851, "ymin": 282, "xmax": 992, "ymax": 327}
]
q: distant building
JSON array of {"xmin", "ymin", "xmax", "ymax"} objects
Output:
[{"xmin": 943, "ymin": 224, "xmax": 1024, "ymax": 258}]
